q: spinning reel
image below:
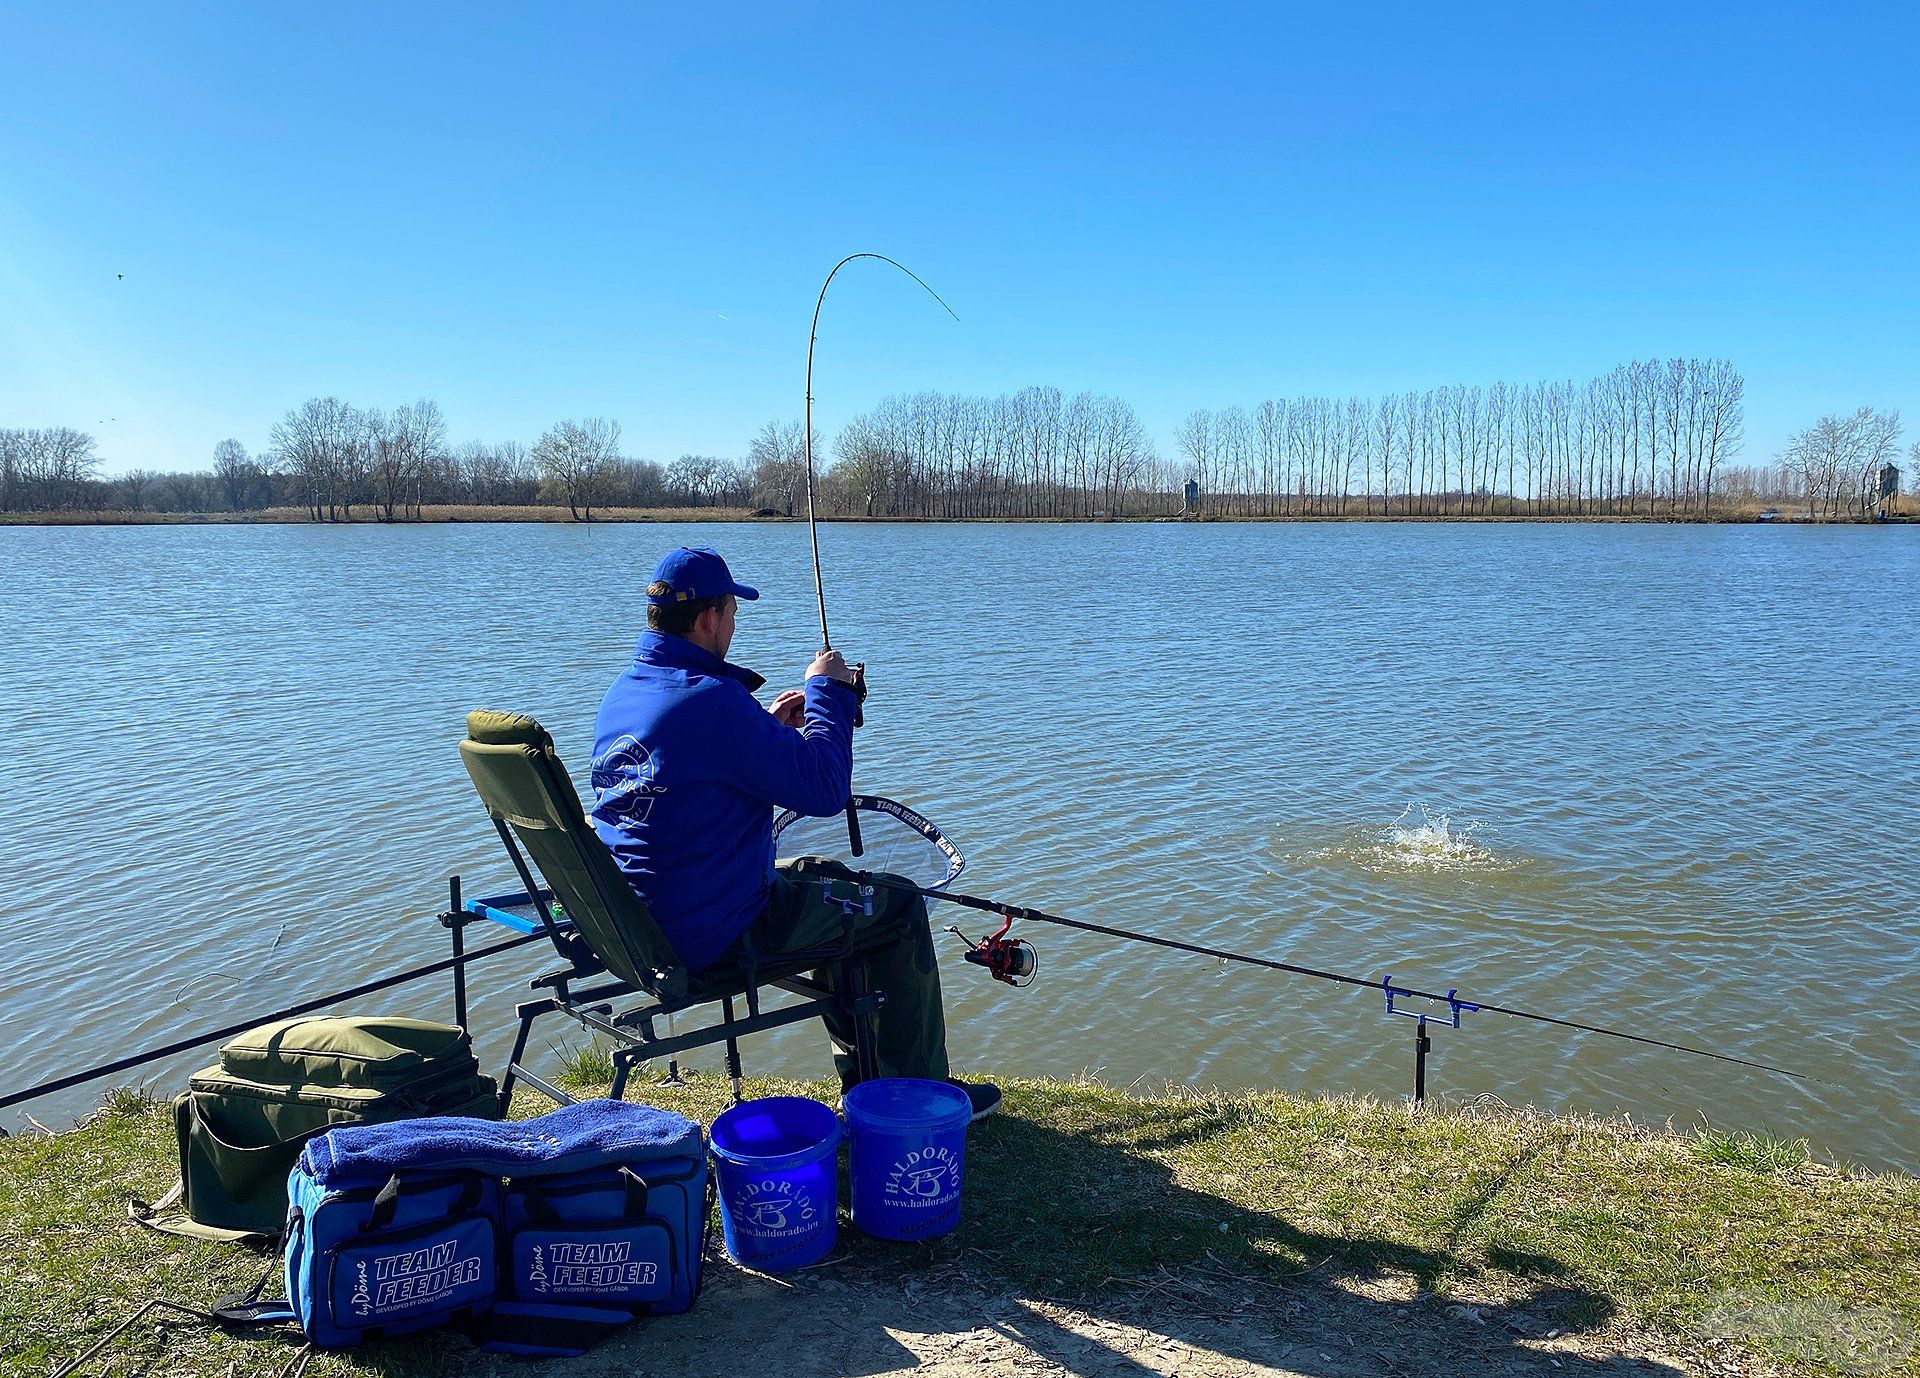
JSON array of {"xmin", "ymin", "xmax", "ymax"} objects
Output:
[{"xmin": 946, "ymin": 912, "xmax": 1038, "ymax": 987}]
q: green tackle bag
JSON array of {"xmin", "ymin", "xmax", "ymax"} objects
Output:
[{"xmin": 136, "ymin": 1016, "xmax": 500, "ymax": 1242}]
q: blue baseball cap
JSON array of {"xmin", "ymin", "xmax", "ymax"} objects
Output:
[{"xmin": 646, "ymin": 547, "xmax": 760, "ymax": 605}]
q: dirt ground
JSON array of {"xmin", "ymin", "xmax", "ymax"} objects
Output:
[{"xmin": 549, "ymin": 1248, "xmax": 1754, "ymax": 1378}]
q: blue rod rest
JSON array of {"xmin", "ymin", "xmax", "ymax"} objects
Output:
[
  {"xmin": 1382, "ymin": 975, "xmax": 1480, "ymax": 1029},
  {"xmin": 464, "ymin": 888, "xmax": 568, "ymax": 936}
]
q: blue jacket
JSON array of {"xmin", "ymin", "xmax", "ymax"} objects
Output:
[{"xmin": 589, "ymin": 630, "xmax": 856, "ymax": 971}]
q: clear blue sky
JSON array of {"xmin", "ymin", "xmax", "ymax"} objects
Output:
[{"xmin": 3, "ymin": 2, "xmax": 1916, "ymax": 475}]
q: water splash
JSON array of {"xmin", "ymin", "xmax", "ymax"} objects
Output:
[
  {"xmin": 1279, "ymin": 805, "xmax": 1512, "ymax": 878},
  {"xmin": 1375, "ymin": 804, "xmax": 1503, "ymax": 874}
]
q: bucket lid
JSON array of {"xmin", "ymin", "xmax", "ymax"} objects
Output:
[{"xmin": 842, "ymin": 1077, "xmax": 971, "ymax": 1134}]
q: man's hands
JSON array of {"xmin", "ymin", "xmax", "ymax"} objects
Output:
[
  {"xmin": 768, "ymin": 689, "xmax": 807, "ymax": 728},
  {"xmin": 807, "ymin": 649, "xmax": 857, "ymax": 686},
  {"xmin": 770, "ymin": 651, "xmax": 866, "ymax": 729}
]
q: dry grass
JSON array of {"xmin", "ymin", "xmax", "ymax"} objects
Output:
[{"xmin": 2, "ymin": 1075, "xmax": 1914, "ymax": 1376}]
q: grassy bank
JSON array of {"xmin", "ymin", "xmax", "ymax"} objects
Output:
[{"xmin": 3, "ymin": 1076, "xmax": 1914, "ymax": 1377}]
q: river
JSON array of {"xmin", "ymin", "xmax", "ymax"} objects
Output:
[{"xmin": 1, "ymin": 520, "xmax": 1914, "ymax": 1170}]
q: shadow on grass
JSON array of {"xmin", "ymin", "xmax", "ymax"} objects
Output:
[
  {"xmin": 582, "ymin": 1101, "xmax": 1674, "ymax": 1378},
  {"xmin": 54, "ymin": 1094, "xmax": 1670, "ymax": 1377}
]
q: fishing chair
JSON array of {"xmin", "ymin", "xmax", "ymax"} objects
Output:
[{"xmin": 450, "ymin": 710, "xmax": 894, "ymax": 1110}]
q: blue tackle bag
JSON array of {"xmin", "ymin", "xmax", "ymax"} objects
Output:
[
  {"xmin": 503, "ymin": 1162, "xmax": 705, "ymax": 1314},
  {"xmin": 282, "ymin": 1099, "xmax": 708, "ymax": 1355},
  {"xmin": 283, "ymin": 1169, "xmax": 499, "ymax": 1347}
]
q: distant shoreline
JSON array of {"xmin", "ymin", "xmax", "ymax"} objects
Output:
[{"xmin": 0, "ymin": 503, "xmax": 1909, "ymax": 527}]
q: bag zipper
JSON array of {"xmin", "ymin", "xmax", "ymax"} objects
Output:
[{"xmin": 509, "ymin": 1162, "xmax": 702, "ymax": 1195}]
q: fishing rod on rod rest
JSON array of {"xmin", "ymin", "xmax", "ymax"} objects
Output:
[
  {"xmin": 800, "ymin": 253, "xmax": 963, "ymax": 859},
  {"xmin": 4, "ymin": 868, "xmax": 1827, "ymax": 1120},
  {"xmin": 831, "ymin": 871, "xmax": 1824, "ymax": 1095},
  {"xmin": 0, "ymin": 930, "xmax": 549, "ymax": 1119}
]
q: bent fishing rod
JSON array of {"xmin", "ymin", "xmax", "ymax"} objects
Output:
[
  {"xmin": 800, "ymin": 253, "xmax": 962, "ymax": 858},
  {"xmin": 833, "ymin": 872, "xmax": 1820, "ymax": 1090}
]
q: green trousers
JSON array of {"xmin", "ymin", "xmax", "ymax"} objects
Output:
[{"xmin": 730, "ymin": 857, "xmax": 950, "ymax": 1088}]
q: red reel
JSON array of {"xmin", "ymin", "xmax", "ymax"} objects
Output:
[{"xmin": 953, "ymin": 914, "xmax": 1038, "ymax": 987}]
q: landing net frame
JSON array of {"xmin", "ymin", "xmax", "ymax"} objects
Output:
[{"xmin": 773, "ymin": 795, "xmax": 966, "ymax": 891}]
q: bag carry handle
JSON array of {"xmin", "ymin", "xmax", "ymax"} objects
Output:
[
  {"xmin": 365, "ymin": 1172, "xmax": 485, "ymax": 1231},
  {"xmin": 208, "ymin": 1257, "xmax": 298, "ymax": 1329},
  {"xmin": 518, "ymin": 1167, "xmax": 649, "ymax": 1227}
]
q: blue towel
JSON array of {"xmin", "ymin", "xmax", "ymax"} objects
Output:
[{"xmin": 300, "ymin": 1099, "xmax": 703, "ymax": 1189}]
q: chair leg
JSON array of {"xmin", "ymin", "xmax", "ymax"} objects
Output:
[
  {"xmin": 723, "ymin": 996, "xmax": 744, "ymax": 1104},
  {"xmin": 608, "ymin": 1049, "xmax": 633, "ymax": 1103},
  {"xmin": 499, "ymin": 1005, "xmax": 539, "ymax": 1115}
]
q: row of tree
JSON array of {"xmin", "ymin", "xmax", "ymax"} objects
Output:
[
  {"xmin": 820, "ymin": 389, "xmax": 1156, "ymax": 517},
  {"xmin": 0, "ymin": 400, "xmax": 760, "ymax": 519},
  {"xmin": 816, "ymin": 360, "xmax": 1752, "ymax": 518},
  {"xmin": 3, "ymin": 365, "xmax": 1910, "ymax": 520},
  {"xmin": 1173, "ymin": 359, "xmax": 1746, "ymax": 517},
  {"xmin": 262, "ymin": 398, "xmax": 741, "ymax": 521},
  {"xmin": 811, "ymin": 361, "xmax": 1908, "ymax": 520}
]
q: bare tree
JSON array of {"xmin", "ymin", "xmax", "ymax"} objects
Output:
[
  {"xmin": 118, "ymin": 468, "xmax": 158, "ymax": 511},
  {"xmin": 270, "ymin": 397, "xmax": 360, "ymax": 520},
  {"xmin": 1774, "ymin": 410, "xmax": 1866, "ymax": 522},
  {"xmin": 0, "ymin": 429, "xmax": 25, "ymax": 512},
  {"xmin": 212, "ymin": 439, "xmax": 258, "ymax": 511},
  {"xmin": 364, "ymin": 408, "xmax": 400, "ymax": 519},
  {"xmin": 533, "ymin": 417, "xmax": 622, "ymax": 519},
  {"xmin": 831, "ymin": 415, "xmax": 909, "ymax": 517},
  {"xmin": 667, "ymin": 454, "xmax": 730, "ymax": 507},
  {"xmin": 366, "ymin": 398, "xmax": 447, "ymax": 520},
  {"xmin": 1851, "ymin": 408, "xmax": 1903, "ymax": 519},
  {"xmin": 25, "ymin": 428, "xmax": 104, "ymax": 509},
  {"xmin": 1175, "ymin": 410, "xmax": 1212, "ymax": 513},
  {"xmin": 747, "ymin": 420, "xmax": 810, "ymax": 515},
  {"xmin": 1698, "ymin": 361, "xmax": 1744, "ymax": 517}
]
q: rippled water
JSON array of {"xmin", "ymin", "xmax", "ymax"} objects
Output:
[{"xmin": 1, "ymin": 522, "xmax": 1914, "ymax": 1169}]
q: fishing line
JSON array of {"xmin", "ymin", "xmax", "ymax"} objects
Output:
[
  {"xmin": 849, "ymin": 874, "xmax": 1826, "ymax": 1085},
  {"xmin": 799, "ymin": 253, "xmax": 962, "ymax": 855},
  {"xmin": 802, "ymin": 252, "xmax": 962, "ymax": 651}
]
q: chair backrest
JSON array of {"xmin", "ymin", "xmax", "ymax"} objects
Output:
[{"xmin": 458, "ymin": 710, "xmax": 687, "ymax": 998}]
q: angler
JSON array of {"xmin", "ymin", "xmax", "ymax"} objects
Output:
[{"xmin": 587, "ymin": 544, "xmax": 1000, "ymax": 1120}]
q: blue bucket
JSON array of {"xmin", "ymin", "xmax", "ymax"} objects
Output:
[
  {"xmin": 842, "ymin": 1078, "xmax": 971, "ymax": 1241},
  {"xmin": 709, "ymin": 1096, "xmax": 841, "ymax": 1271}
]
